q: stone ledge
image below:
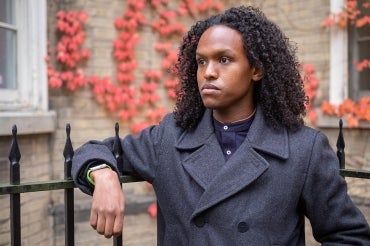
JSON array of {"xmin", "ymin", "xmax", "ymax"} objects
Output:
[{"xmin": 0, "ymin": 110, "xmax": 56, "ymax": 136}]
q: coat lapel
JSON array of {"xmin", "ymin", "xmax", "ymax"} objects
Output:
[
  {"xmin": 176, "ymin": 107, "xmax": 290, "ymax": 219},
  {"xmin": 180, "ymin": 136, "xmax": 225, "ymax": 189},
  {"xmin": 176, "ymin": 110, "xmax": 225, "ymax": 190},
  {"xmin": 192, "ymin": 139, "xmax": 270, "ymax": 218}
]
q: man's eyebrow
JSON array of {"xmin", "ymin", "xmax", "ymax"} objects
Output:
[
  {"xmin": 196, "ymin": 49, "xmax": 234, "ymax": 57},
  {"xmin": 195, "ymin": 51, "xmax": 203, "ymax": 57}
]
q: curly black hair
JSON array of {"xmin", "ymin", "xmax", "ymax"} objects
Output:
[{"xmin": 173, "ymin": 6, "xmax": 308, "ymax": 131}]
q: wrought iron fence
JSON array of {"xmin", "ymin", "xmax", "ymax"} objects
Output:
[
  {"xmin": 336, "ymin": 119, "xmax": 370, "ymax": 179},
  {"xmin": 1, "ymin": 120, "xmax": 370, "ymax": 246},
  {"xmin": 0, "ymin": 123, "xmax": 141, "ymax": 246}
]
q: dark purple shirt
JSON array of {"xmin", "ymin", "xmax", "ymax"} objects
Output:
[{"xmin": 213, "ymin": 115, "xmax": 255, "ymax": 161}]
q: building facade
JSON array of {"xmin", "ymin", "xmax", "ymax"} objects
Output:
[{"xmin": 0, "ymin": 0, "xmax": 369, "ymax": 245}]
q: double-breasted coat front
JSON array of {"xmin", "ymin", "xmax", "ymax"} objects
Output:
[{"xmin": 72, "ymin": 107, "xmax": 370, "ymax": 245}]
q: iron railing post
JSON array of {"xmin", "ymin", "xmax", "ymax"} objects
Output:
[
  {"xmin": 63, "ymin": 124, "xmax": 75, "ymax": 246},
  {"xmin": 9, "ymin": 125, "xmax": 21, "ymax": 246},
  {"xmin": 336, "ymin": 119, "xmax": 345, "ymax": 169},
  {"xmin": 113, "ymin": 123, "xmax": 123, "ymax": 246}
]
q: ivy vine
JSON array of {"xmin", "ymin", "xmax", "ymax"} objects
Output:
[{"xmin": 47, "ymin": 0, "xmax": 224, "ymax": 134}]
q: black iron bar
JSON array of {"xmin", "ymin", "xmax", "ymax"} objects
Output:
[
  {"xmin": 0, "ymin": 175, "xmax": 141, "ymax": 195},
  {"xmin": 336, "ymin": 119, "xmax": 346, "ymax": 169},
  {"xmin": 340, "ymin": 169, "xmax": 370, "ymax": 179},
  {"xmin": 113, "ymin": 123, "xmax": 123, "ymax": 246},
  {"xmin": 9, "ymin": 125, "xmax": 21, "ymax": 246},
  {"xmin": 63, "ymin": 124, "xmax": 75, "ymax": 246},
  {"xmin": 0, "ymin": 179, "xmax": 75, "ymax": 195}
]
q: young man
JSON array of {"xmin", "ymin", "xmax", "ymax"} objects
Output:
[{"xmin": 72, "ymin": 6, "xmax": 370, "ymax": 245}]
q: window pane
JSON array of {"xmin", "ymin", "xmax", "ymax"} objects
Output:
[
  {"xmin": 357, "ymin": 1, "xmax": 370, "ymax": 90},
  {"xmin": 0, "ymin": 0, "xmax": 14, "ymax": 24},
  {"xmin": 357, "ymin": 25, "xmax": 370, "ymax": 38},
  {"xmin": 359, "ymin": 40, "xmax": 370, "ymax": 91},
  {"xmin": 348, "ymin": 0, "xmax": 370, "ymax": 98},
  {"xmin": 0, "ymin": 28, "xmax": 16, "ymax": 89},
  {"xmin": 359, "ymin": 69, "xmax": 370, "ymax": 91},
  {"xmin": 359, "ymin": 41, "xmax": 370, "ymax": 61}
]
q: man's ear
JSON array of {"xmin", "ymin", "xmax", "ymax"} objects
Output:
[{"xmin": 252, "ymin": 66, "xmax": 263, "ymax": 81}]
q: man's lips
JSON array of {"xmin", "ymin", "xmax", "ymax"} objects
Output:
[{"xmin": 201, "ymin": 83, "xmax": 219, "ymax": 91}]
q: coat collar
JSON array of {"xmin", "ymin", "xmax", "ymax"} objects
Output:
[
  {"xmin": 247, "ymin": 105, "xmax": 289, "ymax": 160},
  {"xmin": 175, "ymin": 106, "xmax": 289, "ymax": 160},
  {"xmin": 174, "ymin": 106, "xmax": 289, "ymax": 219},
  {"xmin": 174, "ymin": 109, "xmax": 215, "ymax": 150}
]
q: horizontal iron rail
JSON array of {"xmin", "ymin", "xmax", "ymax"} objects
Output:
[
  {"xmin": 340, "ymin": 169, "xmax": 370, "ymax": 179},
  {"xmin": 1, "ymin": 169, "xmax": 369, "ymax": 196},
  {"xmin": 0, "ymin": 175, "xmax": 142, "ymax": 195}
]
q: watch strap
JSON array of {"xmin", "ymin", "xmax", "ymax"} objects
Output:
[{"xmin": 86, "ymin": 163, "xmax": 111, "ymax": 186}]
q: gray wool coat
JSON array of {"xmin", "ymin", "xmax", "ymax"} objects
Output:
[{"xmin": 72, "ymin": 107, "xmax": 370, "ymax": 245}]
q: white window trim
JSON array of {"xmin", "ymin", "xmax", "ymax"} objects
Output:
[
  {"xmin": 0, "ymin": 0, "xmax": 55, "ymax": 135},
  {"xmin": 329, "ymin": 0, "xmax": 347, "ymax": 105},
  {"xmin": 0, "ymin": 0, "xmax": 48, "ymax": 111}
]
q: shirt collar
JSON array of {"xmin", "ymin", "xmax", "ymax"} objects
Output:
[{"xmin": 213, "ymin": 114, "xmax": 255, "ymax": 132}]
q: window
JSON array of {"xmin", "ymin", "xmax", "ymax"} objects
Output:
[
  {"xmin": 0, "ymin": 1, "xmax": 16, "ymax": 90},
  {"xmin": 0, "ymin": 0, "xmax": 55, "ymax": 136},
  {"xmin": 0, "ymin": 0, "xmax": 48, "ymax": 111},
  {"xmin": 348, "ymin": 0, "xmax": 370, "ymax": 100},
  {"xmin": 329, "ymin": 0, "xmax": 370, "ymax": 104}
]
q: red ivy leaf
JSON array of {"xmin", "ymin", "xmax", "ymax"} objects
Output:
[{"xmin": 147, "ymin": 203, "xmax": 157, "ymax": 218}]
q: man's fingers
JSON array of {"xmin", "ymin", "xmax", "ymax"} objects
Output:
[
  {"xmin": 113, "ymin": 211, "xmax": 124, "ymax": 237},
  {"xmin": 95, "ymin": 214, "xmax": 106, "ymax": 235},
  {"xmin": 90, "ymin": 208, "xmax": 98, "ymax": 230},
  {"xmin": 90, "ymin": 206, "xmax": 124, "ymax": 238},
  {"xmin": 104, "ymin": 216, "xmax": 115, "ymax": 238}
]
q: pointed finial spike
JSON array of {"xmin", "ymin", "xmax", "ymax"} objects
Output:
[
  {"xmin": 66, "ymin": 123, "xmax": 71, "ymax": 138},
  {"xmin": 12, "ymin": 125, "xmax": 17, "ymax": 136},
  {"xmin": 336, "ymin": 118, "xmax": 345, "ymax": 169},
  {"xmin": 115, "ymin": 122, "xmax": 119, "ymax": 136}
]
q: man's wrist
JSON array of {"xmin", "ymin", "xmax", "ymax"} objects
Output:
[{"xmin": 87, "ymin": 163, "xmax": 111, "ymax": 186}]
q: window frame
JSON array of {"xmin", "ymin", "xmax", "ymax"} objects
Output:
[
  {"xmin": 0, "ymin": 0, "xmax": 48, "ymax": 112},
  {"xmin": 0, "ymin": 0, "xmax": 55, "ymax": 136},
  {"xmin": 329, "ymin": 0, "xmax": 370, "ymax": 104},
  {"xmin": 347, "ymin": 0, "xmax": 370, "ymax": 100},
  {"xmin": 319, "ymin": 0, "xmax": 370, "ymax": 129}
]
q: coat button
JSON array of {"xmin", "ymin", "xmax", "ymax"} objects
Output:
[
  {"xmin": 194, "ymin": 217, "xmax": 206, "ymax": 228},
  {"xmin": 238, "ymin": 222, "xmax": 249, "ymax": 233}
]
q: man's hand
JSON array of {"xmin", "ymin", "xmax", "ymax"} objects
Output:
[{"xmin": 90, "ymin": 168, "xmax": 125, "ymax": 238}]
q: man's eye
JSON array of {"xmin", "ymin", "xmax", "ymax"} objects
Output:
[
  {"xmin": 197, "ymin": 59, "xmax": 206, "ymax": 66},
  {"xmin": 220, "ymin": 57, "xmax": 230, "ymax": 64}
]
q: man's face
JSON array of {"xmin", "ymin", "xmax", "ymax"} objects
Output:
[{"xmin": 196, "ymin": 25, "xmax": 261, "ymax": 122}]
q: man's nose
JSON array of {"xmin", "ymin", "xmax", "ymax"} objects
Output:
[{"xmin": 204, "ymin": 62, "xmax": 218, "ymax": 79}]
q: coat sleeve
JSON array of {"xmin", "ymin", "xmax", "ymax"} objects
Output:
[
  {"xmin": 302, "ymin": 131, "xmax": 370, "ymax": 244},
  {"xmin": 71, "ymin": 119, "xmax": 166, "ymax": 196}
]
